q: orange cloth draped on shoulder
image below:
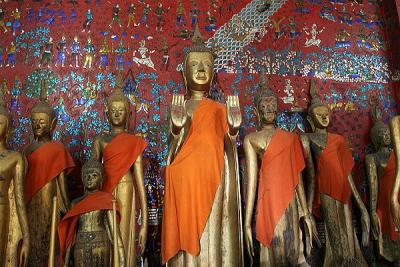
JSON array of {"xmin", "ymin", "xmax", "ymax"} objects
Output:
[
  {"xmin": 58, "ymin": 191, "xmax": 117, "ymax": 263},
  {"xmin": 313, "ymin": 133, "xmax": 354, "ymax": 217},
  {"xmin": 377, "ymin": 152, "xmax": 400, "ymax": 241},
  {"xmin": 161, "ymin": 98, "xmax": 228, "ymax": 263},
  {"xmin": 102, "ymin": 132, "xmax": 148, "ymax": 193},
  {"xmin": 25, "ymin": 142, "xmax": 75, "ymax": 205},
  {"xmin": 256, "ymin": 129, "xmax": 305, "ymax": 247}
]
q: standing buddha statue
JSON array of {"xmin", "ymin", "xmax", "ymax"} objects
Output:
[
  {"xmin": 366, "ymin": 105, "xmax": 400, "ymax": 263},
  {"xmin": 243, "ymin": 70, "xmax": 318, "ymax": 266},
  {"xmin": 92, "ymin": 85, "xmax": 148, "ymax": 267},
  {"xmin": 161, "ymin": 25, "xmax": 243, "ymax": 266},
  {"xmin": 0, "ymin": 88, "xmax": 29, "ymax": 267},
  {"xmin": 58, "ymin": 159, "xmax": 125, "ymax": 267},
  {"xmin": 302, "ymin": 79, "xmax": 369, "ymax": 266},
  {"xmin": 24, "ymin": 80, "xmax": 75, "ymax": 266}
]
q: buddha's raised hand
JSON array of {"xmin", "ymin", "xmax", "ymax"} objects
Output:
[{"xmin": 171, "ymin": 94, "xmax": 187, "ymax": 134}]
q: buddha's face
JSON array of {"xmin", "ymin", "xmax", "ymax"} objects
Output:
[
  {"xmin": 31, "ymin": 112, "xmax": 51, "ymax": 139},
  {"xmin": 258, "ymin": 96, "xmax": 277, "ymax": 125},
  {"xmin": 83, "ymin": 168, "xmax": 102, "ymax": 191},
  {"xmin": 108, "ymin": 100, "xmax": 128, "ymax": 127},
  {"xmin": 377, "ymin": 126, "xmax": 391, "ymax": 147},
  {"xmin": 0, "ymin": 114, "xmax": 9, "ymax": 140},
  {"xmin": 311, "ymin": 106, "xmax": 330, "ymax": 129},
  {"xmin": 185, "ymin": 52, "xmax": 214, "ymax": 90}
]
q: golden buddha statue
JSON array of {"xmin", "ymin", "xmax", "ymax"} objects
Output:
[
  {"xmin": 366, "ymin": 105, "xmax": 400, "ymax": 263},
  {"xmin": 58, "ymin": 159, "xmax": 125, "ymax": 267},
  {"xmin": 0, "ymin": 89, "xmax": 29, "ymax": 267},
  {"xmin": 161, "ymin": 25, "xmax": 243, "ymax": 266},
  {"xmin": 24, "ymin": 80, "xmax": 75, "ymax": 266},
  {"xmin": 243, "ymin": 71, "xmax": 318, "ymax": 266},
  {"xmin": 302, "ymin": 79, "xmax": 369, "ymax": 266},
  {"xmin": 92, "ymin": 83, "xmax": 148, "ymax": 266}
]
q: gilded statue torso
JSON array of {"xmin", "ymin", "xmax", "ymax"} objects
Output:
[
  {"xmin": 77, "ymin": 209, "xmax": 108, "ymax": 233},
  {"xmin": 307, "ymin": 132, "xmax": 367, "ymax": 266},
  {"xmin": 96, "ymin": 133, "xmax": 136, "ymax": 265},
  {"xmin": 73, "ymin": 199, "xmax": 112, "ymax": 267},
  {"xmin": 247, "ymin": 128, "xmax": 304, "ymax": 266},
  {"xmin": 25, "ymin": 142, "xmax": 60, "ymax": 267},
  {"xmin": 166, "ymin": 97, "xmax": 243, "ymax": 266}
]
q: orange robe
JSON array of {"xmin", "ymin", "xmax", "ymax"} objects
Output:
[
  {"xmin": 377, "ymin": 152, "xmax": 400, "ymax": 241},
  {"xmin": 58, "ymin": 191, "xmax": 117, "ymax": 263},
  {"xmin": 102, "ymin": 132, "xmax": 148, "ymax": 193},
  {"xmin": 162, "ymin": 98, "xmax": 228, "ymax": 263},
  {"xmin": 256, "ymin": 129, "xmax": 305, "ymax": 247},
  {"xmin": 314, "ymin": 133, "xmax": 354, "ymax": 216},
  {"xmin": 25, "ymin": 142, "xmax": 75, "ymax": 205}
]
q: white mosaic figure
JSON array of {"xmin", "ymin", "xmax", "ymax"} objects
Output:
[
  {"xmin": 133, "ymin": 40, "xmax": 156, "ymax": 70},
  {"xmin": 281, "ymin": 79, "xmax": 295, "ymax": 104},
  {"xmin": 304, "ymin": 24, "xmax": 325, "ymax": 47}
]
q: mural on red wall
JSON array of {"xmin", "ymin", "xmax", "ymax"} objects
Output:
[{"xmin": 0, "ymin": 0, "xmax": 399, "ymax": 265}]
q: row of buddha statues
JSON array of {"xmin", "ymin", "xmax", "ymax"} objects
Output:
[{"xmin": 1, "ymin": 27, "xmax": 400, "ymax": 267}]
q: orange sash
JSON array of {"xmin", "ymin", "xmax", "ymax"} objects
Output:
[
  {"xmin": 58, "ymin": 191, "xmax": 117, "ymax": 262},
  {"xmin": 256, "ymin": 129, "xmax": 305, "ymax": 247},
  {"xmin": 161, "ymin": 98, "xmax": 228, "ymax": 263},
  {"xmin": 314, "ymin": 133, "xmax": 354, "ymax": 217},
  {"xmin": 377, "ymin": 152, "xmax": 400, "ymax": 240},
  {"xmin": 25, "ymin": 142, "xmax": 75, "ymax": 205},
  {"xmin": 103, "ymin": 132, "xmax": 148, "ymax": 193}
]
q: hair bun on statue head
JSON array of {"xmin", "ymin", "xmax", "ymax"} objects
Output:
[
  {"xmin": 31, "ymin": 79, "xmax": 56, "ymax": 120},
  {"xmin": 254, "ymin": 67, "xmax": 277, "ymax": 107},
  {"xmin": 107, "ymin": 72, "xmax": 130, "ymax": 108},
  {"xmin": 185, "ymin": 23, "xmax": 217, "ymax": 58}
]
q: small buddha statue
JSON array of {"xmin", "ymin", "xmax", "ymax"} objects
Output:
[
  {"xmin": 302, "ymin": 79, "xmax": 369, "ymax": 266},
  {"xmin": 366, "ymin": 105, "xmax": 400, "ymax": 263},
  {"xmin": 0, "ymin": 89, "xmax": 29, "ymax": 267},
  {"xmin": 243, "ymin": 70, "xmax": 318, "ymax": 266},
  {"xmin": 92, "ymin": 82, "xmax": 148, "ymax": 267},
  {"xmin": 58, "ymin": 159, "xmax": 125, "ymax": 267},
  {"xmin": 161, "ymin": 24, "xmax": 243, "ymax": 266},
  {"xmin": 24, "ymin": 80, "xmax": 75, "ymax": 266}
]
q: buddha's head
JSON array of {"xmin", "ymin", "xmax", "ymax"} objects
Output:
[
  {"xmin": 183, "ymin": 24, "xmax": 215, "ymax": 95},
  {"xmin": 106, "ymin": 88, "xmax": 131, "ymax": 130},
  {"xmin": 370, "ymin": 105, "xmax": 391, "ymax": 150},
  {"xmin": 307, "ymin": 79, "xmax": 330, "ymax": 129},
  {"xmin": 254, "ymin": 69, "xmax": 277, "ymax": 127},
  {"xmin": 31, "ymin": 80, "xmax": 57, "ymax": 140},
  {"xmin": 82, "ymin": 159, "xmax": 104, "ymax": 192}
]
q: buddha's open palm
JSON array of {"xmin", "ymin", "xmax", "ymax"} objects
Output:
[
  {"xmin": 171, "ymin": 94, "xmax": 187, "ymax": 132},
  {"xmin": 226, "ymin": 95, "xmax": 242, "ymax": 131}
]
